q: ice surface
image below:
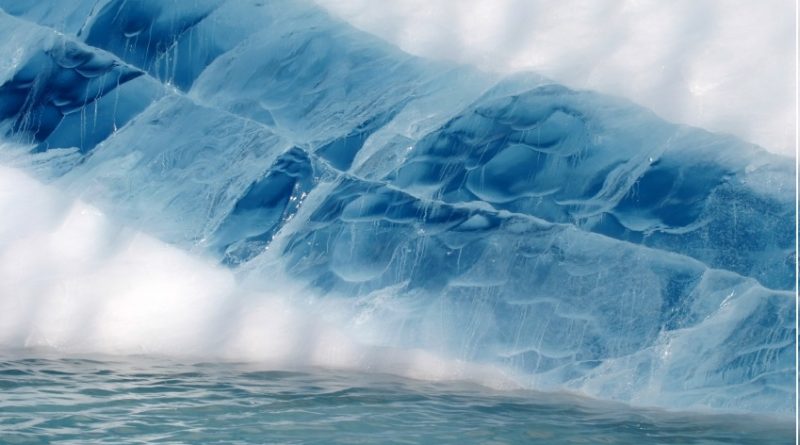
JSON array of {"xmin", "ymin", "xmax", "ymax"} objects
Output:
[{"xmin": 0, "ymin": 0, "xmax": 794, "ymax": 415}]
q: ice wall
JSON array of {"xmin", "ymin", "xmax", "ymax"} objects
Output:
[{"xmin": 0, "ymin": 0, "xmax": 794, "ymax": 415}]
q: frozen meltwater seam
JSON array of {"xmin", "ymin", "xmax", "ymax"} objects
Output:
[{"xmin": 0, "ymin": 0, "xmax": 795, "ymax": 415}]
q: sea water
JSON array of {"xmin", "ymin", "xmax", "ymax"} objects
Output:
[{"xmin": 0, "ymin": 354, "xmax": 793, "ymax": 445}]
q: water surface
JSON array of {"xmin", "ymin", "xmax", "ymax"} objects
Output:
[{"xmin": 0, "ymin": 355, "xmax": 793, "ymax": 444}]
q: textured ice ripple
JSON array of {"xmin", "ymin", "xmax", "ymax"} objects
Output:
[{"xmin": 0, "ymin": 0, "xmax": 795, "ymax": 414}]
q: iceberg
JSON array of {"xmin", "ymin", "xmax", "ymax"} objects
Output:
[{"xmin": 0, "ymin": 0, "xmax": 794, "ymax": 415}]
